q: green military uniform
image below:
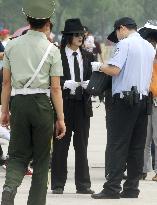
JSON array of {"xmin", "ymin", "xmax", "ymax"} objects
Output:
[
  {"xmin": 4, "ymin": 30, "xmax": 62, "ymax": 89},
  {"xmin": 1, "ymin": 1, "xmax": 62, "ymax": 205}
]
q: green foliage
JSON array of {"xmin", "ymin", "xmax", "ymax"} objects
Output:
[
  {"xmin": 0, "ymin": 0, "xmax": 26, "ymax": 32},
  {"xmin": 0, "ymin": 0, "xmax": 157, "ymax": 38}
]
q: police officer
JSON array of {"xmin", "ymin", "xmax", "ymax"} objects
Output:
[
  {"xmin": 91, "ymin": 17, "xmax": 155, "ymax": 199},
  {"xmin": 0, "ymin": 1, "xmax": 66, "ymax": 205}
]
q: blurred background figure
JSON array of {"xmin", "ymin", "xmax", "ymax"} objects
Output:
[
  {"xmin": 138, "ymin": 20, "xmax": 157, "ymax": 181},
  {"xmin": 0, "ymin": 29, "xmax": 10, "ymax": 47},
  {"xmin": 83, "ymin": 26, "xmax": 104, "ymax": 63},
  {"xmin": 0, "ymin": 34, "xmax": 6, "ymax": 166},
  {"xmin": 93, "ymin": 37, "xmax": 104, "ymax": 63},
  {"xmin": 83, "ymin": 26, "xmax": 96, "ymax": 53},
  {"xmin": 12, "ymin": 25, "xmax": 30, "ymax": 38}
]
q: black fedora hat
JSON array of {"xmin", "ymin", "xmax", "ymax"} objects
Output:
[
  {"xmin": 107, "ymin": 17, "xmax": 137, "ymax": 43},
  {"xmin": 138, "ymin": 21, "xmax": 157, "ymax": 41},
  {"xmin": 61, "ymin": 18, "xmax": 84, "ymax": 34}
]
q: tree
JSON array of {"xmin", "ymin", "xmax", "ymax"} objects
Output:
[
  {"xmin": 53, "ymin": 0, "xmax": 83, "ymax": 37},
  {"xmin": 0, "ymin": 0, "xmax": 157, "ymax": 39},
  {"xmin": 0, "ymin": 0, "xmax": 26, "ymax": 32}
]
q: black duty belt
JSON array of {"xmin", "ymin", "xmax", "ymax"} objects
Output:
[{"xmin": 113, "ymin": 93, "xmax": 147, "ymax": 100}]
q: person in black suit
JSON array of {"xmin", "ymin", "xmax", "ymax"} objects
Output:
[{"xmin": 51, "ymin": 18, "xmax": 94, "ymax": 194}]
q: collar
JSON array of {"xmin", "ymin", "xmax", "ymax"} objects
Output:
[
  {"xmin": 27, "ymin": 30, "xmax": 47, "ymax": 40},
  {"xmin": 128, "ymin": 32, "xmax": 140, "ymax": 38},
  {"xmin": 65, "ymin": 46, "xmax": 81, "ymax": 58}
]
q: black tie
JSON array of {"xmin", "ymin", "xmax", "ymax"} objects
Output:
[
  {"xmin": 72, "ymin": 52, "xmax": 81, "ymax": 82},
  {"xmin": 72, "ymin": 52, "xmax": 82, "ymax": 100}
]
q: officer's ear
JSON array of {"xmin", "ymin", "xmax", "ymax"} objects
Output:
[{"xmin": 45, "ymin": 21, "xmax": 51, "ymax": 29}]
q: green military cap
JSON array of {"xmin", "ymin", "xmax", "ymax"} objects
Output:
[{"xmin": 22, "ymin": 0, "xmax": 55, "ymax": 19}]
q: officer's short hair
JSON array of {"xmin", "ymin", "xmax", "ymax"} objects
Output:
[
  {"xmin": 116, "ymin": 24, "xmax": 137, "ymax": 31},
  {"xmin": 27, "ymin": 16, "xmax": 50, "ymax": 29},
  {"xmin": 115, "ymin": 17, "xmax": 137, "ymax": 31},
  {"xmin": 124, "ymin": 24, "xmax": 137, "ymax": 31}
]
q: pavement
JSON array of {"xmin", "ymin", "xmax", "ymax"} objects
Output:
[{"xmin": 0, "ymin": 101, "xmax": 157, "ymax": 205}]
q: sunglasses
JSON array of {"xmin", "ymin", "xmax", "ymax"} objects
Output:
[{"xmin": 73, "ymin": 33, "xmax": 84, "ymax": 37}]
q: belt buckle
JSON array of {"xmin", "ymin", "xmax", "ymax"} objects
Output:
[
  {"xmin": 11, "ymin": 88, "xmax": 16, "ymax": 96},
  {"xmin": 23, "ymin": 88, "xmax": 28, "ymax": 95}
]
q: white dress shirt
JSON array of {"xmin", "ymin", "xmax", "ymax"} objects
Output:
[{"xmin": 65, "ymin": 46, "xmax": 83, "ymax": 81}]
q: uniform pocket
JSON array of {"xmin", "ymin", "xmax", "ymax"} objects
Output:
[{"xmin": 34, "ymin": 94, "xmax": 53, "ymax": 113}]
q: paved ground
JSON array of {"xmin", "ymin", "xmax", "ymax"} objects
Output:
[{"xmin": 0, "ymin": 101, "xmax": 157, "ymax": 205}]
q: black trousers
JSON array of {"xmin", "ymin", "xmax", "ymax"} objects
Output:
[
  {"xmin": 3, "ymin": 94, "xmax": 54, "ymax": 205},
  {"xmin": 103, "ymin": 98, "xmax": 148, "ymax": 195},
  {"xmin": 51, "ymin": 99, "xmax": 91, "ymax": 190},
  {"xmin": 104, "ymin": 89, "xmax": 113, "ymax": 177}
]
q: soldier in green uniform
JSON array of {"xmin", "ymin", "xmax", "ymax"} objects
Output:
[{"xmin": 0, "ymin": 1, "xmax": 66, "ymax": 205}]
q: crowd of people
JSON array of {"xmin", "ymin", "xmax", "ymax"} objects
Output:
[
  {"xmin": 0, "ymin": 0, "xmax": 157, "ymax": 205},
  {"xmin": 0, "ymin": 28, "xmax": 10, "ymax": 168}
]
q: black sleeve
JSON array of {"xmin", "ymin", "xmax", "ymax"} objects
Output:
[{"xmin": 85, "ymin": 51, "xmax": 94, "ymax": 80}]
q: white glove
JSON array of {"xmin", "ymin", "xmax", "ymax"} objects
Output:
[
  {"xmin": 81, "ymin": 80, "xmax": 90, "ymax": 89},
  {"xmin": 91, "ymin": 62, "xmax": 102, "ymax": 72},
  {"xmin": 0, "ymin": 126, "xmax": 10, "ymax": 141},
  {"xmin": 64, "ymin": 80, "xmax": 80, "ymax": 95}
]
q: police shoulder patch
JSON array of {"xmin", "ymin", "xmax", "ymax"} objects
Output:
[{"xmin": 113, "ymin": 47, "xmax": 120, "ymax": 57}]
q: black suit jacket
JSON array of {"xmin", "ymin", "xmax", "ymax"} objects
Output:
[{"xmin": 60, "ymin": 47, "xmax": 94, "ymax": 117}]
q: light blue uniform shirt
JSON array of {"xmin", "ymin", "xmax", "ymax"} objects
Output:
[{"xmin": 108, "ymin": 32, "xmax": 156, "ymax": 96}]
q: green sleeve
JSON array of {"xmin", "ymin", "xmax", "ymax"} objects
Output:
[
  {"xmin": 3, "ymin": 49, "xmax": 11, "ymax": 70},
  {"xmin": 50, "ymin": 47, "xmax": 63, "ymax": 77}
]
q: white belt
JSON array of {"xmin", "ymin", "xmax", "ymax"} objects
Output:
[{"xmin": 11, "ymin": 88, "xmax": 50, "ymax": 96}]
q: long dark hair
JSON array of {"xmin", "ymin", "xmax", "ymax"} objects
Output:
[{"xmin": 60, "ymin": 34, "xmax": 73, "ymax": 48}]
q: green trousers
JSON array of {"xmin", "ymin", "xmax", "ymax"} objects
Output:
[{"xmin": 4, "ymin": 94, "xmax": 54, "ymax": 205}]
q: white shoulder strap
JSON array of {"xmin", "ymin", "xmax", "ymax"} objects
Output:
[{"xmin": 24, "ymin": 43, "xmax": 53, "ymax": 88}]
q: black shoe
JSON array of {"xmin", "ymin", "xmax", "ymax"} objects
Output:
[
  {"xmin": 120, "ymin": 191, "xmax": 138, "ymax": 198},
  {"xmin": 139, "ymin": 173, "xmax": 147, "ymax": 180},
  {"xmin": 91, "ymin": 190, "xmax": 120, "ymax": 199},
  {"xmin": 52, "ymin": 188, "xmax": 63, "ymax": 194},
  {"xmin": 1, "ymin": 187, "xmax": 16, "ymax": 205},
  {"xmin": 76, "ymin": 188, "xmax": 95, "ymax": 194}
]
